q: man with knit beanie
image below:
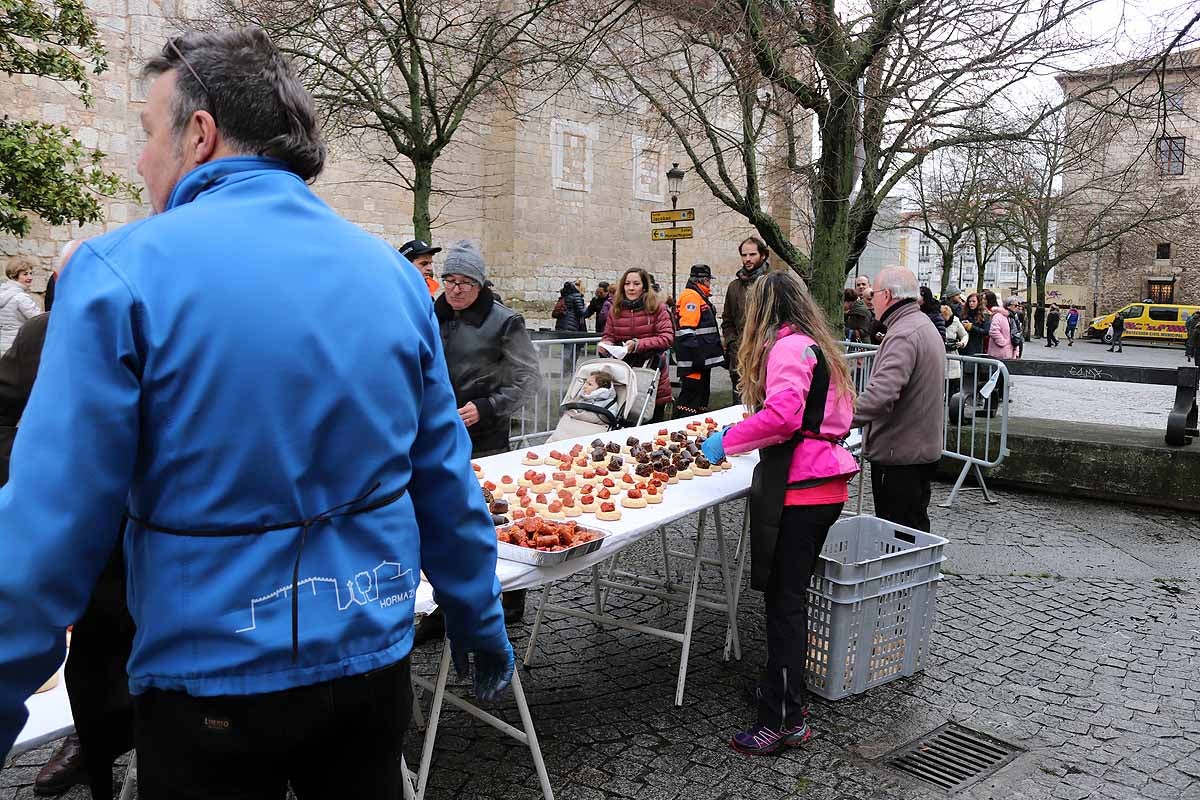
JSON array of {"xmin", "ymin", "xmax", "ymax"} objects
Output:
[{"xmin": 417, "ymin": 241, "xmax": 541, "ymax": 643}]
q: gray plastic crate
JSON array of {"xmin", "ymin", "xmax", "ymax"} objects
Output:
[
  {"xmin": 809, "ymin": 516, "xmax": 946, "ymax": 603},
  {"xmin": 804, "ymin": 516, "xmax": 948, "ymax": 701},
  {"xmin": 818, "ymin": 516, "xmax": 947, "ymax": 584}
]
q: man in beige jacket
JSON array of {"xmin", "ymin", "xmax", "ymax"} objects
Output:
[{"xmin": 852, "ymin": 267, "xmax": 945, "ymax": 532}]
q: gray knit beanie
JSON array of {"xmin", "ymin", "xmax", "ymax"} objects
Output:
[{"xmin": 441, "ymin": 240, "xmax": 487, "ymax": 286}]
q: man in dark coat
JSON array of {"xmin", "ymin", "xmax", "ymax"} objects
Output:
[
  {"xmin": 673, "ymin": 264, "xmax": 725, "ymax": 418},
  {"xmin": 1045, "ymin": 304, "xmax": 1061, "ymax": 347},
  {"xmin": 722, "ymin": 236, "xmax": 770, "ymax": 392},
  {"xmin": 583, "ymin": 282, "xmax": 610, "ymax": 334},
  {"xmin": 418, "ymin": 241, "xmax": 541, "ymax": 642}
]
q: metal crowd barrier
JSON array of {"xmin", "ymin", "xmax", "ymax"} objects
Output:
[
  {"xmin": 509, "ymin": 335, "xmax": 602, "ymax": 447},
  {"xmin": 843, "ymin": 345, "xmax": 1012, "ymax": 508},
  {"xmin": 514, "ymin": 336, "xmax": 1010, "ymax": 508}
]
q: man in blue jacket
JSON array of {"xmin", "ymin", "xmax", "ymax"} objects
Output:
[{"xmin": 0, "ymin": 28, "xmax": 512, "ymax": 797}]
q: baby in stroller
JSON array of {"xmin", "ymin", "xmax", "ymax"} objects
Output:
[{"xmin": 562, "ymin": 372, "xmax": 619, "ymax": 426}]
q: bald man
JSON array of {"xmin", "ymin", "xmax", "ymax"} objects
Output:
[{"xmin": 852, "ymin": 266, "xmax": 945, "ymax": 532}]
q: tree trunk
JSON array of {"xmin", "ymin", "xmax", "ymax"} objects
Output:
[
  {"xmin": 411, "ymin": 156, "xmax": 434, "ymax": 242},
  {"xmin": 809, "ymin": 93, "xmax": 858, "ymax": 320},
  {"xmin": 1035, "ymin": 256, "xmax": 1049, "ymax": 339},
  {"xmin": 940, "ymin": 247, "xmax": 954, "ymax": 295},
  {"xmin": 973, "ymin": 230, "xmax": 987, "ymax": 295}
]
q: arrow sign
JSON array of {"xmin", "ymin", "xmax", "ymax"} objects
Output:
[
  {"xmin": 651, "ymin": 227, "xmax": 693, "ymax": 241},
  {"xmin": 650, "ymin": 208, "xmax": 696, "ymax": 223}
]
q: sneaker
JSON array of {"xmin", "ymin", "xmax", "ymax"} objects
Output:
[{"xmin": 729, "ymin": 720, "xmax": 811, "ymax": 756}]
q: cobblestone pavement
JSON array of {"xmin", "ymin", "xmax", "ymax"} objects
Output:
[{"xmin": 5, "ymin": 484, "xmax": 1198, "ymax": 799}]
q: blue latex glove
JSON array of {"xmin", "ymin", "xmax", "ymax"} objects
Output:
[
  {"xmin": 452, "ymin": 639, "xmax": 515, "ymax": 702},
  {"xmin": 701, "ymin": 429, "xmax": 726, "ymax": 463}
]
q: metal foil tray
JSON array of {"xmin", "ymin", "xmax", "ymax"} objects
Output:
[{"xmin": 496, "ymin": 528, "xmax": 608, "ymax": 566}]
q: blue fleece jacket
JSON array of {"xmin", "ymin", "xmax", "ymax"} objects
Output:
[{"xmin": 0, "ymin": 158, "xmax": 507, "ymax": 752}]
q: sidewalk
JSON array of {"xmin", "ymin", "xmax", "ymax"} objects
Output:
[
  {"xmin": 4, "ymin": 483, "xmax": 1198, "ymax": 799},
  {"xmin": 398, "ymin": 483, "xmax": 1199, "ymax": 800}
]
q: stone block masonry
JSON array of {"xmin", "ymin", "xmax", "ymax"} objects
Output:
[{"xmin": 1, "ymin": 0, "xmax": 801, "ymax": 317}]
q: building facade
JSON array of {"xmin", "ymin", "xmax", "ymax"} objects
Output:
[
  {"xmin": 1056, "ymin": 51, "xmax": 1200, "ymax": 316},
  {"xmin": 0, "ymin": 1, "xmax": 794, "ymax": 326}
]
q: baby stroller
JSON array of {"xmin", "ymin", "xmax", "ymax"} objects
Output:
[{"xmin": 547, "ymin": 357, "xmax": 659, "ymax": 442}]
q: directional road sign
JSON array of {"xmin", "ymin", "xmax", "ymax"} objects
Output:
[
  {"xmin": 650, "ymin": 208, "xmax": 696, "ymax": 224},
  {"xmin": 651, "ymin": 227, "xmax": 693, "ymax": 241}
]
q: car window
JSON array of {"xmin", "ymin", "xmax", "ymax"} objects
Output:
[
  {"xmin": 1122, "ymin": 305, "xmax": 1144, "ymax": 319},
  {"xmin": 1148, "ymin": 306, "xmax": 1179, "ymax": 322}
]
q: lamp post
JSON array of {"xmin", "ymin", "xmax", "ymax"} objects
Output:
[{"xmin": 667, "ymin": 162, "xmax": 685, "ymax": 299}]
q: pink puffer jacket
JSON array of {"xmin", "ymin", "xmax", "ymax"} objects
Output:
[
  {"xmin": 722, "ymin": 326, "xmax": 858, "ymax": 484},
  {"xmin": 988, "ymin": 306, "xmax": 1013, "ymax": 359}
]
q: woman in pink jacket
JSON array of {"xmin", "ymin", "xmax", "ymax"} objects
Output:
[
  {"xmin": 986, "ymin": 290, "xmax": 1014, "ymax": 359},
  {"xmin": 700, "ymin": 270, "xmax": 858, "ymax": 756}
]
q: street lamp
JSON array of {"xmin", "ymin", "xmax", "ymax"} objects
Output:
[{"xmin": 666, "ymin": 162, "xmax": 685, "ymax": 298}]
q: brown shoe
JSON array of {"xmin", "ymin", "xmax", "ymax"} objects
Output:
[{"xmin": 34, "ymin": 734, "xmax": 85, "ymax": 796}]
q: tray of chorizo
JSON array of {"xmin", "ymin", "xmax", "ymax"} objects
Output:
[{"xmin": 495, "ymin": 516, "xmax": 608, "ymax": 566}]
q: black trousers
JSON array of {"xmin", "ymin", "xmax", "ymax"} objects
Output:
[
  {"xmin": 673, "ymin": 368, "xmax": 712, "ymax": 418},
  {"xmin": 1046, "ymin": 326, "xmax": 1059, "ymax": 347},
  {"xmin": 756, "ymin": 503, "xmax": 842, "ymax": 729},
  {"xmin": 65, "ymin": 540, "xmax": 135, "ymax": 800},
  {"xmin": 870, "ymin": 462, "xmax": 935, "ymax": 533},
  {"xmin": 133, "ymin": 658, "xmax": 412, "ymax": 800}
]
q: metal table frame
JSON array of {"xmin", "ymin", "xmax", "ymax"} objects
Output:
[
  {"xmin": 403, "ymin": 639, "xmax": 552, "ymax": 800},
  {"xmin": 522, "ymin": 499, "xmax": 747, "ymax": 706}
]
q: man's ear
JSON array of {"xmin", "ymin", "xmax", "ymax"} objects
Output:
[{"xmin": 185, "ymin": 110, "xmax": 221, "ymax": 165}]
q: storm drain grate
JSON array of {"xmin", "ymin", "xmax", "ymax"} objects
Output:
[{"xmin": 880, "ymin": 722, "xmax": 1023, "ymax": 793}]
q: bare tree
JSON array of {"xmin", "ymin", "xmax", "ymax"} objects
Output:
[
  {"xmin": 895, "ymin": 145, "xmax": 1007, "ymax": 295},
  {"xmin": 995, "ymin": 97, "xmax": 1198, "ymax": 336},
  {"xmin": 209, "ymin": 0, "xmax": 627, "ymax": 241},
  {"xmin": 588, "ymin": 0, "xmax": 1178, "ymax": 313}
]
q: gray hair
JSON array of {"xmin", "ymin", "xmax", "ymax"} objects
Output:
[
  {"xmin": 142, "ymin": 28, "xmax": 325, "ymax": 181},
  {"xmin": 875, "ymin": 266, "xmax": 919, "ymax": 301}
]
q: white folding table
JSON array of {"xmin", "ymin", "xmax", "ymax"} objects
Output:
[{"xmin": 409, "ymin": 407, "xmax": 759, "ymax": 799}]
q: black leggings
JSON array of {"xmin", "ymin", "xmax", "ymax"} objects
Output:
[{"xmin": 756, "ymin": 503, "xmax": 843, "ymax": 728}]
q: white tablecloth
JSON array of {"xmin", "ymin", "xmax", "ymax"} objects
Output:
[
  {"xmin": 415, "ymin": 406, "xmax": 867, "ymax": 614},
  {"xmin": 12, "ymin": 671, "xmax": 72, "ymax": 757}
]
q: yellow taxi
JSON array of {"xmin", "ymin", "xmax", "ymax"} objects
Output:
[{"xmin": 1087, "ymin": 303, "xmax": 1200, "ymax": 344}]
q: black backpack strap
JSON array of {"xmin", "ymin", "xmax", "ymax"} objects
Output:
[{"xmin": 799, "ymin": 344, "xmax": 830, "ymax": 436}]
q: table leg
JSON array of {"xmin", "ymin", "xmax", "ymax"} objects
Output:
[
  {"xmin": 591, "ymin": 564, "xmax": 603, "ymax": 617},
  {"xmin": 599, "ymin": 551, "xmax": 623, "ymax": 610},
  {"xmin": 401, "ymin": 756, "xmax": 416, "ymax": 800},
  {"xmin": 411, "ymin": 677, "xmax": 427, "ymax": 730},
  {"xmin": 415, "ymin": 640, "xmax": 452, "ymax": 800},
  {"xmin": 510, "ymin": 669, "xmax": 555, "ymax": 800},
  {"xmin": 723, "ymin": 500, "xmax": 750, "ymax": 662},
  {"xmin": 658, "ymin": 525, "xmax": 673, "ymax": 590},
  {"xmin": 524, "ymin": 583, "xmax": 552, "ymax": 668},
  {"xmin": 117, "ymin": 752, "xmax": 136, "ymax": 800},
  {"xmin": 411, "ymin": 643, "xmax": 555, "ymax": 799},
  {"xmin": 712, "ymin": 505, "xmax": 740, "ymax": 663},
  {"xmin": 675, "ymin": 509, "xmax": 707, "ymax": 706}
]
